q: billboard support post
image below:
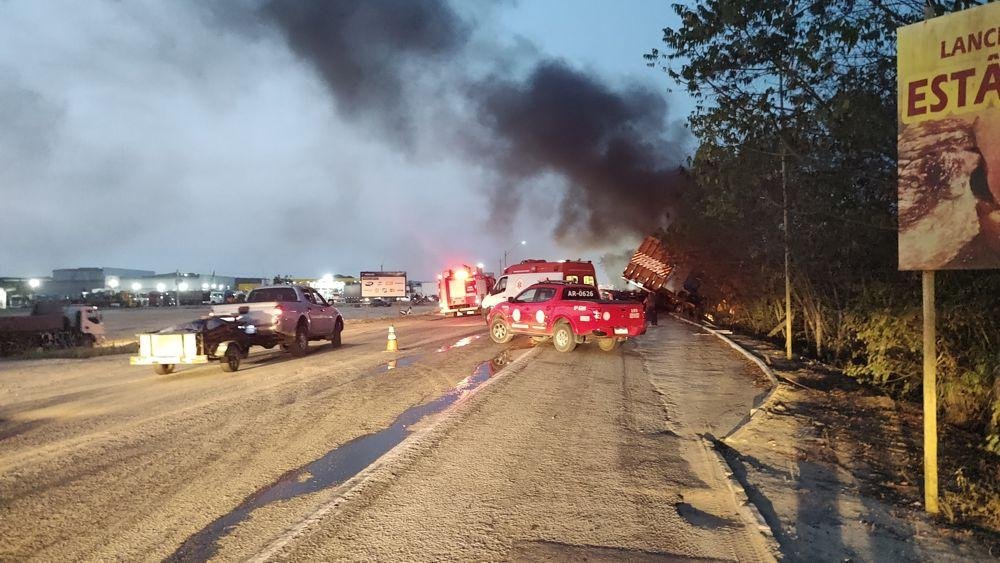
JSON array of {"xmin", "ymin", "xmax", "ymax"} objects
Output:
[
  {"xmin": 897, "ymin": 2, "xmax": 1000, "ymax": 514},
  {"xmin": 922, "ymin": 269, "xmax": 938, "ymax": 514}
]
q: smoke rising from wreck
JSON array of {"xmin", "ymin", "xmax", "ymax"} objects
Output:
[
  {"xmin": 263, "ymin": 0, "xmax": 471, "ymax": 143},
  {"xmin": 260, "ymin": 0, "xmax": 686, "ymax": 247}
]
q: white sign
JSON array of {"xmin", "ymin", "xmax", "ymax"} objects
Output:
[{"xmin": 360, "ymin": 271, "xmax": 407, "ymax": 297}]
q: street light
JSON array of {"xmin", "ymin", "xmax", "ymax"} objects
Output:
[
  {"xmin": 178, "ymin": 282, "xmax": 189, "ymax": 292},
  {"xmin": 156, "ymin": 283, "xmax": 166, "ymax": 292},
  {"xmin": 502, "ymin": 240, "xmax": 527, "ymax": 269},
  {"xmin": 131, "ymin": 282, "xmax": 141, "ymax": 292},
  {"xmin": 28, "ymin": 278, "xmax": 40, "ymax": 289},
  {"xmin": 107, "ymin": 277, "xmax": 120, "ymax": 290}
]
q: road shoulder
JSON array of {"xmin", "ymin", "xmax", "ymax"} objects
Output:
[{"xmin": 716, "ymin": 330, "xmax": 1000, "ymax": 561}]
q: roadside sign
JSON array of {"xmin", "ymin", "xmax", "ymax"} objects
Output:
[
  {"xmin": 360, "ymin": 271, "xmax": 407, "ymax": 298},
  {"xmin": 897, "ymin": 2, "xmax": 1000, "ymax": 270}
]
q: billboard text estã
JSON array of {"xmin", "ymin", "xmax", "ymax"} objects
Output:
[{"xmin": 897, "ymin": 3, "xmax": 1000, "ymax": 270}]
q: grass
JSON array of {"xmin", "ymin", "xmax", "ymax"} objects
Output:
[{"xmin": 3, "ymin": 342, "xmax": 139, "ymax": 361}]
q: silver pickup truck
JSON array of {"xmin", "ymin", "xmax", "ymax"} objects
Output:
[{"xmin": 210, "ymin": 285, "xmax": 343, "ymax": 356}]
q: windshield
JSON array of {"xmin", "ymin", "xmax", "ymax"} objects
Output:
[{"xmin": 247, "ymin": 288, "xmax": 298, "ymax": 303}]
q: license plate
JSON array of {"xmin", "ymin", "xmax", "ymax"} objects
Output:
[
  {"xmin": 614, "ymin": 328, "xmax": 628, "ymax": 335},
  {"xmin": 629, "ymin": 313, "xmax": 640, "ymax": 319}
]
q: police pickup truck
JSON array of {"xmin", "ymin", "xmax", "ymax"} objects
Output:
[{"xmin": 486, "ymin": 282, "xmax": 645, "ymax": 352}]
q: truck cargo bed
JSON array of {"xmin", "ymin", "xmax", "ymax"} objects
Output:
[{"xmin": 0, "ymin": 314, "xmax": 64, "ymax": 333}]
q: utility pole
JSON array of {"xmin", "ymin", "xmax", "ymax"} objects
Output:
[{"xmin": 780, "ymin": 73, "xmax": 793, "ymax": 360}]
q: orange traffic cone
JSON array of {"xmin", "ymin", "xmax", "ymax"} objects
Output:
[{"xmin": 386, "ymin": 325, "xmax": 398, "ymax": 352}]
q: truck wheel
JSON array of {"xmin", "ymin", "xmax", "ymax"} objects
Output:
[
  {"xmin": 154, "ymin": 364, "xmax": 176, "ymax": 375},
  {"xmin": 81, "ymin": 334, "xmax": 96, "ymax": 348},
  {"xmin": 329, "ymin": 318, "xmax": 343, "ymax": 348},
  {"xmin": 552, "ymin": 322, "xmax": 577, "ymax": 353},
  {"xmin": 221, "ymin": 345, "xmax": 241, "ymax": 372},
  {"xmin": 597, "ymin": 337, "xmax": 620, "ymax": 352},
  {"xmin": 489, "ymin": 317, "xmax": 513, "ymax": 344},
  {"xmin": 288, "ymin": 323, "xmax": 309, "ymax": 356}
]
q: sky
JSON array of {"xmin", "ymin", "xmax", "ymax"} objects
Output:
[{"xmin": 0, "ymin": 0, "xmax": 691, "ymax": 284}]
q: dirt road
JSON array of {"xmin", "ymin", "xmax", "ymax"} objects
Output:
[
  {"xmin": 0, "ymin": 315, "xmax": 491, "ymax": 560},
  {"xmin": 215, "ymin": 320, "xmax": 775, "ymax": 561},
  {"xmin": 0, "ymin": 316, "xmax": 773, "ymax": 561}
]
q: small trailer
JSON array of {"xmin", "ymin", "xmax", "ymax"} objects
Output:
[{"xmin": 130, "ymin": 316, "xmax": 252, "ymax": 374}]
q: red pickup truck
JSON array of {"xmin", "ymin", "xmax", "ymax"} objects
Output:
[{"xmin": 486, "ymin": 282, "xmax": 646, "ymax": 352}]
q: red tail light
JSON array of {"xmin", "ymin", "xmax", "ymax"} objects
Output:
[{"xmin": 275, "ymin": 303, "xmax": 285, "ymax": 311}]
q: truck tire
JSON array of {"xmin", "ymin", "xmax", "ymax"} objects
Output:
[
  {"xmin": 329, "ymin": 318, "xmax": 343, "ymax": 348},
  {"xmin": 221, "ymin": 345, "xmax": 241, "ymax": 372},
  {"xmin": 552, "ymin": 322, "xmax": 577, "ymax": 353},
  {"xmin": 597, "ymin": 337, "xmax": 620, "ymax": 352},
  {"xmin": 154, "ymin": 364, "xmax": 176, "ymax": 375},
  {"xmin": 489, "ymin": 317, "xmax": 513, "ymax": 344},
  {"xmin": 288, "ymin": 322, "xmax": 309, "ymax": 357}
]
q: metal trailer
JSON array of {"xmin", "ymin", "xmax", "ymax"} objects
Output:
[{"xmin": 130, "ymin": 316, "xmax": 252, "ymax": 374}]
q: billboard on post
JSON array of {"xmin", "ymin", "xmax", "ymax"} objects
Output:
[
  {"xmin": 360, "ymin": 271, "xmax": 407, "ymax": 298},
  {"xmin": 897, "ymin": 3, "xmax": 1000, "ymax": 270}
]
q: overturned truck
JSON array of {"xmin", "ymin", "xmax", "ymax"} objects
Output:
[{"xmin": 622, "ymin": 236, "xmax": 703, "ymax": 319}]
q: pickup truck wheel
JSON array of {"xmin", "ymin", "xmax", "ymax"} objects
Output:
[
  {"xmin": 552, "ymin": 322, "xmax": 577, "ymax": 353},
  {"xmin": 489, "ymin": 317, "xmax": 513, "ymax": 344},
  {"xmin": 154, "ymin": 364, "xmax": 176, "ymax": 375},
  {"xmin": 597, "ymin": 337, "xmax": 620, "ymax": 352},
  {"xmin": 221, "ymin": 345, "xmax": 241, "ymax": 372},
  {"xmin": 288, "ymin": 323, "xmax": 309, "ymax": 356},
  {"xmin": 329, "ymin": 318, "xmax": 343, "ymax": 348}
]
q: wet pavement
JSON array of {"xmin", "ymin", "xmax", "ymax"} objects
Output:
[
  {"xmin": 435, "ymin": 334, "xmax": 483, "ymax": 352},
  {"xmin": 168, "ymin": 347, "xmax": 517, "ymax": 562}
]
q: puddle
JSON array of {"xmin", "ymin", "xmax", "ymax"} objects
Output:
[
  {"xmin": 380, "ymin": 355, "xmax": 420, "ymax": 372},
  {"xmin": 435, "ymin": 334, "xmax": 482, "ymax": 352},
  {"xmin": 169, "ymin": 348, "xmax": 514, "ymax": 562}
]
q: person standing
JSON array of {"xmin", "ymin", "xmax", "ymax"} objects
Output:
[{"xmin": 644, "ymin": 291, "xmax": 658, "ymax": 326}]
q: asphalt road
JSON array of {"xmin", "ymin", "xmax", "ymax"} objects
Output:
[{"xmin": 0, "ymin": 315, "xmax": 773, "ymax": 561}]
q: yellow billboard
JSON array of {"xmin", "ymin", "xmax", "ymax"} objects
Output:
[{"xmin": 898, "ymin": 3, "xmax": 1000, "ymax": 270}]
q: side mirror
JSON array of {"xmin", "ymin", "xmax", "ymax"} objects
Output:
[{"xmin": 507, "ymin": 296, "xmax": 514, "ymax": 303}]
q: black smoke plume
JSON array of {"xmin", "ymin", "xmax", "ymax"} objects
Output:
[
  {"xmin": 470, "ymin": 62, "xmax": 685, "ymax": 245},
  {"xmin": 262, "ymin": 0, "xmax": 470, "ymax": 142},
  {"xmin": 257, "ymin": 0, "xmax": 686, "ymax": 246}
]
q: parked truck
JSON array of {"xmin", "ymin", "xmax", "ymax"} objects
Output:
[{"xmin": 0, "ymin": 303, "xmax": 105, "ymax": 356}]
